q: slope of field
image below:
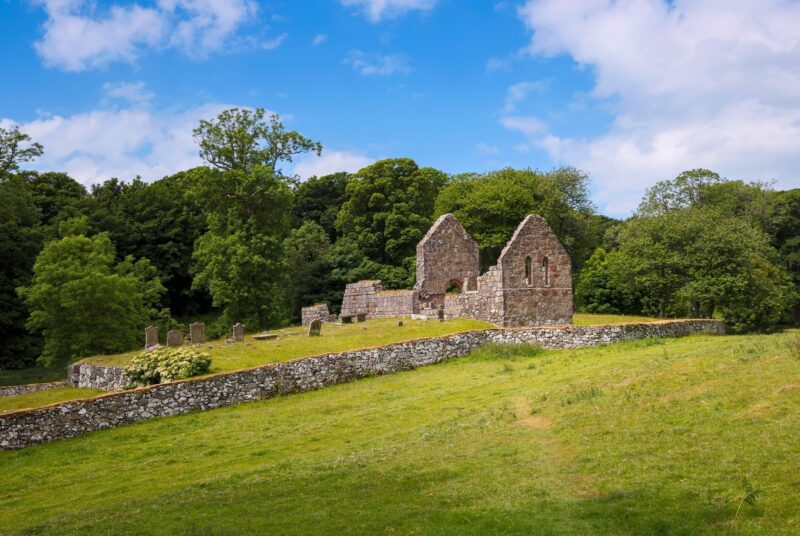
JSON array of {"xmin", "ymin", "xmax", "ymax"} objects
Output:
[{"xmin": 1, "ymin": 331, "xmax": 798, "ymax": 535}]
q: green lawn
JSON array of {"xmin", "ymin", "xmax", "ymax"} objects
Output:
[
  {"xmin": 0, "ymin": 387, "xmax": 103, "ymax": 414},
  {"xmin": 1, "ymin": 331, "xmax": 798, "ymax": 535},
  {"xmin": 80, "ymin": 313, "xmax": 661, "ymax": 371},
  {"xmin": 80, "ymin": 317, "xmax": 495, "ymax": 370}
]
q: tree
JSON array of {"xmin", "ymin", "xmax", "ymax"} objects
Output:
[
  {"xmin": 336, "ymin": 158, "xmax": 448, "ymax": 285},
  {"xmin": 19, "ymin": 222, "xmax": 164, "ymax": 366},
  {"xmin": 435, "ymin": 167, "xmax": 596, "ymax": 271},
  {"xmin": 190, "ymin": 166, "xmax": 294, "ymax": 329},
  {"xmin": 292, "ymin": 172, "xmax": 350, "ymax": 240},
  {"xmin": 0, "ymin": 176, "xmax": 44, "ymax": 368},
  {"xmin": 284, "ymin": 221, "xmax": 333, "ymax": 318},
  {"xmin": 193, "ymin": 108, "xmax": 321, "ymax": 173},
  {"xmin": 21, "ymin": 171, "xmax": 90, "ymax": 237},
  {"xmin": 0, "ymin": 126, "xmax": 43, "ymax": 173},
  {"xmin": 575, "ymin": 248, "xmax": 639, "ymax": 314},
  {"xmin": 772, "ymin": 189, "xmax": 800, "ymax": 325},
  {"xmin": 638, "ymin": 168, "xmax": 723, "ymax": 215}
]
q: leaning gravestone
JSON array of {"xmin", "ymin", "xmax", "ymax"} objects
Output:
[
  {"xmin": 166, "ymin": 330, "xmax": 183, "ymax": 347},
  {"xmin": 233, "ymin": 323, "xmax": 245, "ymax": 342},
  {"xmin": 189, "ymin": 322, "xmax": 205, "ymax": 344},
  {"xmin": 145, "ymin": 326, "xmax": 159, "ymax": 349},
  {"xmin": 308, "ymin": 318, "xmax": 322, "ymax": 336}
]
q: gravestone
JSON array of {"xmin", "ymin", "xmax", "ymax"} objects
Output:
[
  {"xmin": 356, "ymin": 313, "xmax": 366, "ymax": 323},
  {"xmin": 308, "ymin": 318, "xmax": 322, "ymax": 336},
  {"xmin": 341, "ymin": 315, "xmax": 353, "ymax": 324},
  {"xmin": 397, "ymin": 320, "xmax": 403, "ymax": 327},
  {"xmin": 166, "ymin": 330, "xmax": 183, "ymax": 346},
  {"xmin": 145, "ymin": 326, "xmax": 159, "ymax": 348},
  {"xmin": 253, "ymin": 332, "xmax": 278, "ymax": 341},
  {"xmin": 233, "ymin": 323, "xmax": 245, "ymax": 342},
  {"xmin": 189, "ymin": 322, "xmax": 205, "ymax": 344}
]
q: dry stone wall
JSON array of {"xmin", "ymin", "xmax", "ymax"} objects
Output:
[
  {"xmin": 301, "ymin": 304, "xmax": 337, "ymax": 326},
  {"xmin": 0, "ymin": 381, "xmax": 66, "ymax": 398},
  {"xmin": 1, "ymin": 320, "xmax": 724, "ymax": 450}
]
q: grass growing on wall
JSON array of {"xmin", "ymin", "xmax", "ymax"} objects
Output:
[{"xmin": 1, "ymin": 331, "xmax": 798, "ymax": 534}]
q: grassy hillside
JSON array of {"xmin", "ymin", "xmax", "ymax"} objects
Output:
[{"xmin": 1, "ymin": 330, "xmax": 798, "ymax": 535}]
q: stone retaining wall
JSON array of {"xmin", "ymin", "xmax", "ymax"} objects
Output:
[
  {"xmin": 0, "ymin": 381, "xmax": 66, "ymax": 398},
  {"xmin": 67, "ymin": 363, "xmax": 129, "ymax": 391},
  {"xmin": 0, "ymin": 320, "xmax": 724, "ymax": 450}
]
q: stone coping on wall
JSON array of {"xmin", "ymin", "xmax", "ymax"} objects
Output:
[{"xmin": 0, "ymin": 319, "xmax": 724, "ymax": 450}]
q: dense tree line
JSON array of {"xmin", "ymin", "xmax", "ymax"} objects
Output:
[{"xmin": 0, "ymin": 117, "xmax": 798, "ymax": 371}]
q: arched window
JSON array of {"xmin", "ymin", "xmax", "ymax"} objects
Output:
[
  {"xmin": 542, "ymin": 256, "xmax": 550, "ymax": 286},
  {"xmin": 524, "ymin": 256, "xmax": 532, "ymax": 286}
]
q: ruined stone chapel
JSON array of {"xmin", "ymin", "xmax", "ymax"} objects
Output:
[{"xmin": 307, "ymin": 214, "xmax": 573, "ymax": 327}]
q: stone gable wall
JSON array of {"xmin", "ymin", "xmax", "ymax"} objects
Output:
[
  {"xmin": 415, "ymin": 214, "xmax": 480, "ymax": 298},
  {"xmin": 1, "ymin": 319, "xmax": 724, "ymax": 450}
]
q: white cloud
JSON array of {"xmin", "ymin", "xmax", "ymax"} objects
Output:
[
  {"xmin": 503, "ymin": 81, "xmax": 546, "ymax": 113},
  {"xmin": 312, "ymin": 34, "xmax": 328, "ymax": 46},
  {"xmin": 262, "ymin": 33, "xmax": 288, "ymax": 50},
  {"xmin": 34, "ymin": 0, "xmax": 258, "ymax": 71},
  {"xmin": 3, "ymin": 97, "xmax": 233, "ymax": 185},
  {"xmin": 500, "ymin": 115, "xmax": 547, "ymax": 137},
  {"xmin": 509, "ymin": 0, "xmax": 800, "ymax": 216},
  {"xmin": 344, "ymin": 50, "xmax": 412, "ymax": 76},
  {"xmin": 101, "ymin": 81, "xmax": 154, "ymax": 106},
  {"xmin": 340, "ymin": 0, "xmax": 436, "ymax": 22},
  {"xmin": 293, "ymin": 150, "xmax": 374, "ymax": 179}
]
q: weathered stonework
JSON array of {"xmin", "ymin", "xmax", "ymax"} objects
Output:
[
  {"xmin": 190, "ymin": 323, "xmax": 206, "ymax": 344},
  {"xmin": 308, "ymin": 319, "xmax": 322, "ymax": 336},
  {"xmin": 0, "ymin": 319, "xmax": 724, "ymax": 451},
  {"xmin": 167, "ymin": 330, "xmax": 183, "ymax": 347},
  {"xmin": 301, "ymin": 304, "xmax": 337, "ymax": 326},
  {"xmin": 68, "ymin": 363, "xmax": 129, "ymax": 391},
  {"xmin": 145, "ymin": 326, "xmax": 159, "ymax": 348},
  {"xmin": 0, "ymin": 381, "xmax": 66, "ymax": 398},
  {"xmin": 333, "ymin": 214, "xmax": 574, "ymax": 327}
]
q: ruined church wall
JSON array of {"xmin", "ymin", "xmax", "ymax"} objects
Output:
[
  {"xmin": 1, "ymin": 320, "xmax": 725, "ymax": 450},
  {"xmin": 340, "ymin": 280, "xmax": 417, "ymax": 319},
  {"xmin": 498, "ymin": 215, "xmax": 573, "ymax": 327},
  {"xmin": 415, "ymin": 214, "xmax": 480, "ymax": 297}
]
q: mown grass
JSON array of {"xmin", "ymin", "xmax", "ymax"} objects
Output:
[
  {"xmin": 572, "ymin": 312, "xmax": 663, "ymax": 325},
  {"xmin": 1, "ymin": 331, "xmax": 798, "ymax": 535},
  {"xmin": 0, "ymin": 387, "xmax": 104, "ymax": 414}
]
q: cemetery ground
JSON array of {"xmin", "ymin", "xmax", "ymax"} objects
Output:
[
  {"xmin": 0, "ymin": 314, "xmax": 655, "ymax": 414},
  {"xmin": 1, "ymin": 330, "xmax": 799, "ymax": 535}
]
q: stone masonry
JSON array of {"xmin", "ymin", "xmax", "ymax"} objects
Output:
[
  {"xmin": 4, "ymin": 319, "xmax": 724, "ymax": 450},
  {"xmin": 335, "ymin": 214, "xmax": 573, "ymax": 327},
  {"xmin": 301, "ymin": 304, "xmax": 337, "ymax": 326}
]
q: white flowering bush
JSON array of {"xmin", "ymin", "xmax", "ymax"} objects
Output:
[{"xmin": 124, "ymin": 347, "xmax": 211, "ymax": 387}]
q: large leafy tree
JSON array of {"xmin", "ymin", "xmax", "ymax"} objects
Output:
[
  {"xmin": 772, "ymin": 189, "xmax": 800, "ymax": 325},
  {"xmin": 0, "ymin": 126, "xmax": 43, "ymax": 173},
  {"xmin": 435, "ymin": 167, "xmax": 596, "ymax": 271},
  {"xmin": 336, "ymin": 158, "xmax": 448, "ymax": 285},
  {"xmin": 0, "ymin": 176, "xmax": 44, "ymax": 368},
  {"xmin": 19, "ymin": 221, "xmax": 164, "ymax": 366},
  {"xmin": 193, "ymin": 108, "xmax": 321, "ymax": 173}
]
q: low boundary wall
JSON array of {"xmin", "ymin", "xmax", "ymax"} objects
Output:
[
  {"xmin": 1, "ymin": 320, "xmax": 723, "ymax": 450},
  {"xmin": 0, "ymin": 381, "xmax": 66, "ymax": 398}
]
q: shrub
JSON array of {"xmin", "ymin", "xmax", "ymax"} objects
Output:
[{"xmin": 124, "ymin": 347, "xmax": 211, "ymax": 387}]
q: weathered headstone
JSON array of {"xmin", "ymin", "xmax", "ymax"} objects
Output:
[
  {"xmin": 144, "ymin": 326, "xmax": 159, "ymax": 348},
  {"xmin": 356, "ymin": 313, "xmax": 367, "ymax": 323},
  {"xmin": 253, "ymin": 332, "xmax": 278, "ymax": 341},
  {"xmin": 341, "ymin": 315, "xmax": 353, "ymax": 324},
  {"xmin": 397, "ymin": 320, "xmax": 403, "ymax": 327},
  {"xmin": 189, "ymin": 322, "xmax": 206, "ymax": 344},
  {"xmin": 308, "ymin": 318, "xmax": 322, "ymax": 336},
  {"xmin": 233, "ymin": 323, "xmax": 245, "ymax": 342},
  {"xmin": 166, "ymin": 330, "xmax": 183, "ymax": 346}
]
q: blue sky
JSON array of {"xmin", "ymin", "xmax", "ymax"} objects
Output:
[{"xmin": 2, "ymin": 0, "xmax": 799, "ymax": 217}]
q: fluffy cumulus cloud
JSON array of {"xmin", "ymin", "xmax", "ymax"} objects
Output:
[
  {"xmin": 344, "ymin": 50, "xmax": 411, "ymax": 76},
  {"xmin": 292, "ymin": 150, "xmax": 374, "ymax": 179},
  {"xmin": 34, "ymin": 0, "xmax": 260, "ymax": 71},
  {"xmin": 339, "ymin": 0, "xmax": 436, "ymax": 22},
  {"xmin": 2, "ymin": 84, "xmax": 234, "ymax": 185},
  {"xmin": 507, "ymin": 0, "xmax": 800, "ymax": 215}
]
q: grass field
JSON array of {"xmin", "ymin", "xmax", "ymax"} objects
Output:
[
  {"xmin": 0, "ymin": 387, "xmax": 103, "ymax": 414},
  {"xmin": 1, "ymin": 330, "xmax": 798, "ymax": 535}
]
